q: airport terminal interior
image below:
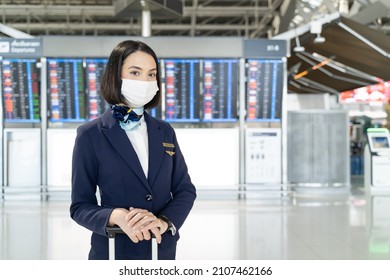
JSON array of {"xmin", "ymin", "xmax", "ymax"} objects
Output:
[{"xmin": 1, "ymin": 0, "xmax": 390, "ymax": 260}]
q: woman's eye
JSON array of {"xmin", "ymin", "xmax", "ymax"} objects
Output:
[
  {"xmin": 149, "ymin": 73, "xmax": 157, "ymax": 78},
  {"xmin": 130, "ymin": 71, "xmax": 140, "ymax": 76}
]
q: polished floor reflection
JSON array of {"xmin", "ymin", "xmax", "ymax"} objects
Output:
[{"xmin": 1, "ymin": 186, "xmax": 390, "ymax": 260}]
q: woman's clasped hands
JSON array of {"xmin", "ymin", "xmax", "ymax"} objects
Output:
[{"xmin": 123, "ymin": 207, "xmax": 168, "ymax": 244}]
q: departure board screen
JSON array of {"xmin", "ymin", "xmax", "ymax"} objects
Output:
[
  {"xmin": 85, "ymin": 58, "xmax": 110, "ymax": 120},
  {"xmin": 163, "ymin": 59, "xmax": 200, "ymax": 122},
  {"xmin": 47, "ymin": 58, "xmax": 86, "ymax": 122},
  {"xmin": 202, "ymin": 59, "xmax": 239, "ymax": 122},
  {"xmin": 246, "ymin": 59, "xmax": 284, "ymax": 122},
  {"xmin": 148, "ymin": 106, "xmax": 162, "ymax": 119},
  {"xmin": 1, "ymin": 59, "xmax": 40, "ymax": 122}
]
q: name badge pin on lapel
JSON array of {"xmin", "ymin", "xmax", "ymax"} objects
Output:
[
  {"xmin": 162, "ymin": 142, "xmax": 175, "ymax": 148},
  {"xmin": 163, "ymin": 142, "xmax": 175, "ymax": 156}
]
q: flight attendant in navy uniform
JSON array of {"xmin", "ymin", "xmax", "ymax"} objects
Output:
[{"xmin": 70, "ymin": 40, "xmax": 197, "ymax": 260}]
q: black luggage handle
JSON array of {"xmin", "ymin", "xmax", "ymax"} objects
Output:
[
  {"xmin": 106, "ymin": 225, "xmax": 157, "ymax": 238},
  {"xmin": 106, "ymin": 225, "xmax": 124, "ymax": 238}
]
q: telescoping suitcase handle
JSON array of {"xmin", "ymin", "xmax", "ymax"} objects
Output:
[{"xmin": 106, "ymin": 226, "xmax": 158, "ymax": 260}]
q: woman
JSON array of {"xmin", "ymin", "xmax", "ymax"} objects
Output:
[{"xmin": 70, "ymin": 40, "xmax": 196, "ymax": 260}]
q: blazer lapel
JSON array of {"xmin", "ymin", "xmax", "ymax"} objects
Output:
[
  {"xmin": 145, "ymin": 113, "xmax": 165, "ymax": 187},
  {"xmin": 100, "ymin": 110, "xmax": 151, "ymax": 192}
]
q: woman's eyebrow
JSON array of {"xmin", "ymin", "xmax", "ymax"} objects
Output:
[
  {"xmin": 127, "ymin": 65, "xmax": 157, "ymax": 72},
  {"xmin": 127, "ymin": 65, "xmax": 142, "ymax": 70}
]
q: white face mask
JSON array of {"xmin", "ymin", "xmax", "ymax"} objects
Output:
[{"xmin": 121, "ymin": 79, "xmax": 159, "ymax": 108}]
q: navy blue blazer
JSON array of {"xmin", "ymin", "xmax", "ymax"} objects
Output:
[{"xmin": 70, "ymin": 110, "xmax": 196, "ymax": 260}]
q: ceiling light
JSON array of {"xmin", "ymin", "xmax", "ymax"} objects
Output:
[
  {"xmin": 294, "ymin": 45, "xmax": 306, "ymax": 52},
  {"xmin": 314, "ymin": 34, "xmax": 326, "ymax": 43},
  {"xmin": 294, "ymin": 36, "xmax": 305, "ymax": 52},
  {"xmin": 310, "ymin": 21, "xmax": 325, "ymax": 43}
]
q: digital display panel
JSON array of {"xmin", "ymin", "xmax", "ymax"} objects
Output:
[
  {"xmin": 47, "ymin": 58, "xmax": 86, "ymax": 122},
  {"xmin": 85, "ymin": 58, "xmax": 110, "ymax": 120},
  {"xmin": 367, "ymin": 129, "xmax": 390, "ymax": 154},
  {"xmin": 1, "ymin": 58, "xmax": 40, "ymax": 122},
  {"xmin": 147, "ymin": 106, "xmax": 163, "ymax": 119},
  {"xmin": 339, "ymin": 80, "xmax": 390, "ymax": 103},
  {"xmin": 163, "ymin": 59, "xmax": 200, "ymax": 122},
  {"xmin": 246, "ymin": 59, "xmax": 284, "ymax": 122},
  {"xmin": 202, "ymin": 59, "xmax": 238, "ymax": 122},
  {"xmin": 372, "ymin": 136, "xmax": 390, "ymax": 149}
]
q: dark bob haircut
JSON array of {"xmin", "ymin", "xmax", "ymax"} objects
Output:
[{"xmin": 100, "ymin": 40, "xmax": 161, "ymax": 109}]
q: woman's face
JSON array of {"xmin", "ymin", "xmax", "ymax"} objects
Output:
[{"xmin": 121, "ymin": 51, "xmax": 157, "ymax": 82}]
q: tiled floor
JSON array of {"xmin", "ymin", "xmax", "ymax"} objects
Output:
[{"xmin": 1, "ymin": 185, "xmax": 390, "ymax": 260}]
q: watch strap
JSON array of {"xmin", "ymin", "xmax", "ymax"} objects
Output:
[{"xmin": 158, "ymin": 215, "xmax": 176, "ymax": 236}]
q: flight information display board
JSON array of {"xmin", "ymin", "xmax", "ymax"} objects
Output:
[
  {"xmin": 202, "ymin": 59, "xmax": 239, "ymax": 122},
  {"xmin": 85, "ymin": 58, "xmax": 110, "ymax": 120},
  {"xmin": 47, "ymin": 58, "xmax": 86, "ymax": 122},
  {"xmin": 163, "ymin": 59, "xmax": 200, "ymax": 122},
  {"xmin": 148, "ymin": 106, "xmax": 163, "ymax": 119},
  {"xmin": 1, "ymin": 58, "xmax": 40, "ymax": 122},
  {"xmin": 246, "ymin": 59, "xmax": 284, "ymax": 122}
]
